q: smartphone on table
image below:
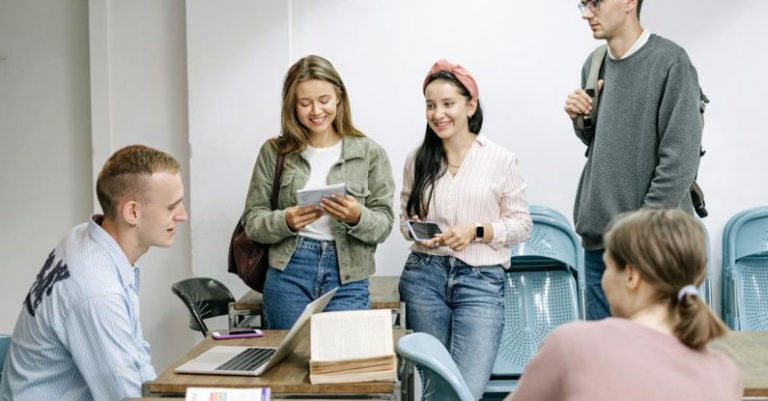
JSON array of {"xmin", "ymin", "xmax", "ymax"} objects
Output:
[
  {"xmin": 407, "ymin": 220, "xmax": 442, "ymax": 242},
  {"xmin": 211, "ymin": 328, "xmax": 264, "ymax": 340}
]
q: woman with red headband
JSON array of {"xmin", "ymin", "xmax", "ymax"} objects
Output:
[{"xmin": 398, "ymin": 59, "xmax": 532, "ymax": 399}]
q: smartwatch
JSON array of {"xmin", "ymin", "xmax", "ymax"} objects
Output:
[{"xmin": 475, "ymin": 223, "xmax": 484, "ymax": 240}]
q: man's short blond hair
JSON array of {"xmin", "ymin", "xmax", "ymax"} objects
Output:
[{"xmin": 96, "ymin": 145, "xmax": 180, "ymax": 218}]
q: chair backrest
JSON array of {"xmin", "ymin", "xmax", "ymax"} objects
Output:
[
  {"xmin": 528, "ymin": 205, "xmax": 570, "ymax": 226},
  {"xmin": 699, "ymin": 223, "xmax": 713, "ymax": 307},
  {"xmin": 492, "ymin": 270, "xmax": 579, "ymax": 377},
  {"xmin": 396, "ymin": 333, "xmax": 475, "ymax": 401},
  {"xmin": 490, "ymin": 210, "xmax": 582, "ymax": 379},
  {"xmin": 171, "ymin": 278, "xmax": 235, "ymax": 336},
  {"xmin": 722, "ymin": 207, "xmax": 768, "ymax": 330},
  {"xmin": 510, "ymin": 213, "xmax": 584, "ymax": 315},
  {"xmin": 0, "ymin": 334, "xmax": 10, "ymax": 380},
  {"xmin": 721, "ymin": 209, "xmax": 756, "ymax": 329}
]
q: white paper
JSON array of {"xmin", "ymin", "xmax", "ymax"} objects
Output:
[
  {"xmin": 296, "ymin": 182, "xmax": 347, "ymax": 207},
  {"xmin": 310, "ymin": 309, "xmax": 394, "ymax": 361},
  {"xmin": 185, "ymin": 387, "xmax": 270, "ymax": 401}
]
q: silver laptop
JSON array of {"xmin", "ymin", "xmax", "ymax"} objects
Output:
[{"xmin": 175, "ymin": 287, "xmax": 338, "ymax": 376}]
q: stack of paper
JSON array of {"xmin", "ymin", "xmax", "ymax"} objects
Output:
[{"xmin": 309, "ymin": 309, "xmax": 397, "ymax": 384}]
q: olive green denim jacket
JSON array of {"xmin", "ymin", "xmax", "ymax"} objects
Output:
[{"xmin": 242, "ymin": 135, "xmax": 395, "ymax": 284}]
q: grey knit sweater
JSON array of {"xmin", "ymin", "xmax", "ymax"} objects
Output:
[{"xmin": 573, "ymin": 34, "xmax": 703, "ymax": 250}]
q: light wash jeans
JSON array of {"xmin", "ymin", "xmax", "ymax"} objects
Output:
[
  {"xmin": 585, "ymin": 249, "xmax": 611, "ymax": 320},
  {"xmin": 399, "ymin": 252, "xmax": 505, "ymax": 400},
  {"xmin": 263, "ymin": 236, "xmax": 370, "ymax": 329}
]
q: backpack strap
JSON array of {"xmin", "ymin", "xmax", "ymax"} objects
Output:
[{"xmin": 576, "ymin": 45, "xmax": 608, "ymax": 148}]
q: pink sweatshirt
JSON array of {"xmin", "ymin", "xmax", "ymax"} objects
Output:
[{"xmin": 506, "ymin": 318, "xmax": 743, "ymax": 401}]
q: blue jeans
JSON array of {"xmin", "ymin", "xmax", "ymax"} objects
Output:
[
  {"xmin": 263, "ymin": 236, "xmax": 370, "ymax": 329},
  {"xmin": 399, "ymin": 252, "xmax": 505, "ymax": 400},
  {"xmin": 585, "ymin": 249, "xmax": 611, "ymax": 320}
]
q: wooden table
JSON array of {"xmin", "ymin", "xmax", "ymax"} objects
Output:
[
  {"xmin": 229, "ymin": 276, "xmax": 405, "ymax": 329},
  {"xmin": 146, "ymin": 329, "xmax": 409, "ymax": 400},
  {"xmin": 711, "ymin": 331, "xmax": 768, "ymax": 399}
]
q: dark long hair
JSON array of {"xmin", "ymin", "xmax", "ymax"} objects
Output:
[{"xmin": 406, "ymin": 71, "xmax": 483, "ymax": 218}]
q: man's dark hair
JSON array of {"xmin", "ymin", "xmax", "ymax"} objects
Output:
[{"xmin": 637, "ymin": 0, "xmax": 644, "ymax": 18}]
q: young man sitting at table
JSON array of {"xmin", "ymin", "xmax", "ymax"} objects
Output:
[{"xmin": 0, "ymin": 145, "xmax": 188, "ymax": 401}]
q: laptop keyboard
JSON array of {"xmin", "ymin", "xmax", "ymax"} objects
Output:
[{"xmin": 215, "ymin": 348, "xmax": 277, "ymax": 372}]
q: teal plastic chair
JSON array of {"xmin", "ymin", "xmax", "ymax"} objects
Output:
[
  {"xmin": 396, "ymin": 333, "xmax": 474, "ymax": 401},
  {"xmin": 722, "ymin": 207, "xmax": 768, "ymax": 330},
  {"xmin": 528, "ymin": 205, "xmax": 570, "ymax": 226},
  {"xmin": 0, "ymin": 334, "xmax": 10, "ymax": 380},
  {"xmin": 721, "ymin": 208, "xmax": 755, "ymax": 328},
  {"xmin": 484, "ymin": 209, "xmax": 583, "ymax": 398},
  {"xmin": 700, "ymin": 223, "xmax": 713, "ymax": 307}
]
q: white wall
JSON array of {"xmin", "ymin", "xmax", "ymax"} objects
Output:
[
  {"xmin": 0, "ymin": 0, "xmax": 196, "ymax": 372},
  {"xmin": 0, "ymin": 0, "xmax": 92, "ymax": 332},
  {"xmin": 88, "ymin": 0, "xmax": 197, "ymax": 370},
  {"xmin": 186, "ymin": 0, "xmax": 768, "ymax": 312}
]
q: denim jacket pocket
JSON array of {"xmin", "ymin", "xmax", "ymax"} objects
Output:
[
  {"xmin": 347, "ymin": 182, "xmax": 371, "ymax": 204},
  {"xmin": 277, "ymin": 174, "xmax": 296, "ymax": 209}
]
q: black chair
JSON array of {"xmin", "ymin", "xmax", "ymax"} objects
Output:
[{"xmin": 172, "ymin": 278, "xmax": 235, "ymax": 337}]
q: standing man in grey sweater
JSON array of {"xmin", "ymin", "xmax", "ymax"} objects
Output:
[{"xmin": 564, "ymin": 0, "xmax": 703, "ymax": 320}]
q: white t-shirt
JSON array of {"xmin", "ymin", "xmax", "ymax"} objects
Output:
[{"xmin": 299, "ymin": 140, "xmax": 343, "ymax": 241}]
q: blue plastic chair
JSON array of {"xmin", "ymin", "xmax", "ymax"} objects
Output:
[
  {"xmin": 484, "ymin": 209, "xmax": 583, "ymax": 398},
  {"xmin": 397, "ymin": 333, "xmax": 475, "ymax": 401},
  {"xmin": 0, "ymin": 334, "xmax": 10, "ymax": 380},
  {"xmin": 699, "ymin": 223, "xmax": 713, "ymax": 307},
  {"xmin": 722, "ymin": 207, "xmax": 768, "ymax": 330},
  {"xmin": 721, "ymin": 208, "xmax": 754, "ymax": 328},
  {"xmin": 528, "ymin": 205, "xmax": 570, "ymax": 226}
]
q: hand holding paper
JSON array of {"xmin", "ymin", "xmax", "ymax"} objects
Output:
[
  {"xmin": 296, "ymin": 183, "xmax": 347, "ymax": 207},
  {"xmin": 321, "ymin": 194, "xmax": 361, "ymax": 225}
]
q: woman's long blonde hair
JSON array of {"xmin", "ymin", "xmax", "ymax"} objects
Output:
[
  {"xmin": 271, "ymin": 55, "xmax": 363, "ymax": 154},
  {"xmin": 604, "ymin": 209, "xmax": 727, "ymax": 349}
]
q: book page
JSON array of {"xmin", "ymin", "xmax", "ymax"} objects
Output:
[
  {"xmin": 310, "ymin": 309, "xmax": 394, "ymax": 362},
  {"xmin": 185, "ymin": 387, "xmax": 270, "ymax": 401}
]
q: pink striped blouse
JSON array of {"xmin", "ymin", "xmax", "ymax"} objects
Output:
[{"xmin": 399, "ymin": 135, "xmax": 532, "ymax": 268}]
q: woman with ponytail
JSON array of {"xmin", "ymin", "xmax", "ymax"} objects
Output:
[
  {"xmin": 399, "ymin": 59, "xmax": 531, "ymax": 399},
  {"xmin": 507, "ymin": 209, "xmax": 742, "ymax": 401}
]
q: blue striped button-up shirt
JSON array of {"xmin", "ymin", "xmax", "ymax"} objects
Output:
[{"xmin": 0, "ymin": 216, "xmax": 156, "ymax": 401}]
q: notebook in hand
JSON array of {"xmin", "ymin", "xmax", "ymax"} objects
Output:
[{"xmin": 175, "ymin": 287, "xmax": 338, "ymax": 376}]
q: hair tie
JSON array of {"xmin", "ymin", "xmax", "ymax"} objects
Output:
[
  {"xmin": 677, "ymin": 284, "xmax": 698, "ymax": 302},
  {"xmin": 423, "ymin": 59, "xmax": 479, "ymax": 101}
]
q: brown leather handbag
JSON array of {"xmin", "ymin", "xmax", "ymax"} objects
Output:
[{"xmin": 228, "ymin": 153, "xmax": 286, "ymax": 292}]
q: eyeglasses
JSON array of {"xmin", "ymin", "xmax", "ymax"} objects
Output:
[{"xmin": 578, "ymin": 0, "xmax": 600, "ymax": 13}]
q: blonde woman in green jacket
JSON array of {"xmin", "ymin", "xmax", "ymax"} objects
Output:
[{"xmin": 242, "ymin": 55, "xmax": 395, "ymax": 329}]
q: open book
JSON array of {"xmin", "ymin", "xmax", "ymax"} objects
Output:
[{"xmin": 309, "ymin": 309, "xmax": 397, "ymax": 384}]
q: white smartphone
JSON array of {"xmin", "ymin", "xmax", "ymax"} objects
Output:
[{"xmin": 407, "ymin": 221, "xmax": 442, "ymax": 242}]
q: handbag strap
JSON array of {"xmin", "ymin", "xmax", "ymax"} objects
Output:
[{"xmin": 270, "ymin": 153, "xmax": 286, "ymax": 211}]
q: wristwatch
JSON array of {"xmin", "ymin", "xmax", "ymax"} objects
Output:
[{"xmin": 475, "ymin": 223, "xmax": 484, "ymax": 240}]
